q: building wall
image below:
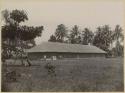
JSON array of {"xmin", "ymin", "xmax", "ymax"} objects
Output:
[{"xmin": 28, "ymin": 52, "xmax": 106, "ymax": 60}]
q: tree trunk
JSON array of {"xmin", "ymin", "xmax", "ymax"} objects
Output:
[
  {"xmin": 26, "ymin": 58, "xmax": 31, "ymax": 66},
  {"xmin": 14, "ymin": 51, "xmax": 17, "ymax": 63},
  {"xmin": 21, "ymin": 53, "xmax": 24, "ymax": 65},
  {"xmin": 20, "ymin": 40, "xmax": 24, "ymax": 66}
]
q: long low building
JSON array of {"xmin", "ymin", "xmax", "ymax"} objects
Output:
[{"xmin": 26, "ymin": 42, "xmax": 106, "ymax": 60}]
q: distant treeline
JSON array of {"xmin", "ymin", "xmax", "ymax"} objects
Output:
[{"xmin": 48, "ymin": 24, "xmax": 124, "ymax": 57}]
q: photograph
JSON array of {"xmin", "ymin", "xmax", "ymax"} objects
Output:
[{"xmin": 1, "ymin": 0, "xmax": 124, "ymax": 92}]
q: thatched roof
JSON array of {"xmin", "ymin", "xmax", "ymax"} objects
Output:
[{"xmin": 26, "ymin": 42, "xmax": 106, "ymax": 54}]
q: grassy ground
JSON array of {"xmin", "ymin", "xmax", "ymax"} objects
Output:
[{"xmin": 2, "ymin": 58, "xmax": 124, "ymax": 92}]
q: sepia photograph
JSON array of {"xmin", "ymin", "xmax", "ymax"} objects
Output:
[{"xmin": 1, "ymin": 0, "xmax": 124, "ymax": 92}]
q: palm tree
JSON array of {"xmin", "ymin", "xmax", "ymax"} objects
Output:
[
  {"xmin": 69, "ymin": 25, "xmax": 81, "ymax": 44},
  {"xmin": 82, "ymin": 28, "xmax": 94, "ymax": 45},
  {"xmin": 112, "ymin": 25, "xmax": 124, "ymax": 42},
  {"xmin": 71, "ymin": 25, "xmax": 80, "ymax": 37},
  {"xmin": 55, "ymin": 24, "xmax": 67, "ymax": 42},
  {"xmin": 111, "ymin": 25, "xmax": 124, "ymax": 56}
]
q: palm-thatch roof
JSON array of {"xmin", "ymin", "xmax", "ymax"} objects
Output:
[{"xmin": 26, "ymin": 42, "xmax": 106, "ymax": 54}]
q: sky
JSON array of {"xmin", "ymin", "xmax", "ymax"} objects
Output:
[{"xmin": 1, "ymin": 0, "xmax": 124, "ymax": 45}]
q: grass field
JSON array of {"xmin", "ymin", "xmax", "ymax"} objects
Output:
[{"xmin": 2, "ymin": 58, "xmax": 124, "ymax": 92}]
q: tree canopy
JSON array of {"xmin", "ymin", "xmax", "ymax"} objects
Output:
[
  {"xmin": 48, "ymin": 35, "xmax": 56, "ymax": 42},
  {"xmin": 111, "ymin": 25, "xmax": 124, "ymax": 56},
  {"xmin": 68, "ymin": 25, "xmax": 81, "ymax": 44},
  {"xmin": 93, "ymin": 25, "xmax": 112, "ymax": 52},
  {"xmin": 1, "ymin": 9, "xmax": 44, "ymax": 62},
  {"xmin": 55, "ymin": 24, "xmax": 67, "ymax": 42},
  {"xmin": 82, "ymin": 28, "xmax": 94, "ymax": 45}
]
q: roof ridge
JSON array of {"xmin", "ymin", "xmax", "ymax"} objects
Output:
[{"xmin": 40, "ymin": 41, "xmax": 92, "ymax": 46}]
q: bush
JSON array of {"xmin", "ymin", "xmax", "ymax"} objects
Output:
[
  {"xmin": 44, "ymin": 63, "xmax": 56, "ymax": 77},
  {"xmin": 5, "ymin": 70, "xmax": 21, "ymax": 82}
]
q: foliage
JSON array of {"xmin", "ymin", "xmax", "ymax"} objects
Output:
[
  {"xmin": 55, "ymin": 24, "xmax": 67, "ymax": 42},
  {"xmin": 2, "ymin": 25, "xmax": 43, "ymax": 41},
  {"xmin": 93, "ymin": 25, "xmax": 112, "ymax": 52},
  {"xmin": 112, "ymin": 41, "xmax": 124, "ymax": 57},
  {"xmin": 48, "ymin": 35, "xmax": 56, "ymax": 42},
  {"xmin": 1, "ymin": 9, "xmax": 44, "ymax": 63},
  {"xmin": 68, "ymin": 25, "xmax": 81, "ymax": 44},
  {"xmin": 10, "ymin": 9, "xmax": 28, "ymax": 24},
  {"xmin": 82, "ymin": 28, "xmax": 94, "ymax": 45},
  {"xmin": 112, "ymin": 25, "xmax": 124, "ymax": 42},
  {"xmin": 18, "ymin": 25, "xmax": 43, "ymax": 41},
  {"xmin": 111, "ymin": 25, "xmax": 124, "ymax": 56}
]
